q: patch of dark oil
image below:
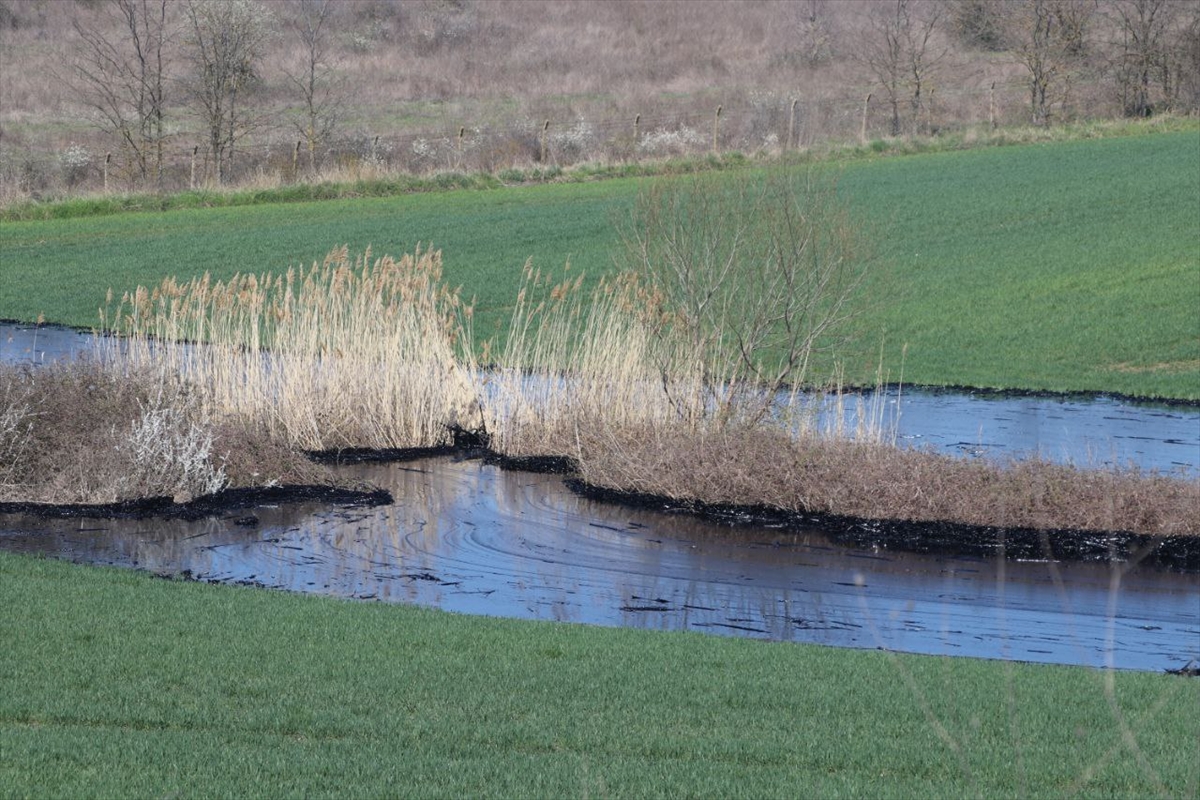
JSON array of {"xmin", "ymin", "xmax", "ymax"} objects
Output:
[{"xmin": 1, "ymin": 457, "xmax": 1197, "ymax": 674}]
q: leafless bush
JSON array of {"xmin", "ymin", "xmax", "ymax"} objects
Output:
[
  {"xmin": 0, "ymin": 358, "xmax": 335, "ymax": 504},
  {"xmin": 115, "ymin": 395, "xmax": 227, "ymax": 502},
  {"xmin": 620, "ymin": 168, "xmax": 866, "ymax": 428}
]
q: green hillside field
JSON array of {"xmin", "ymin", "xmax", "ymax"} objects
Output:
[{"xmin": 1, "ymin": 129, "xmax": 1197, "ymax": 398}]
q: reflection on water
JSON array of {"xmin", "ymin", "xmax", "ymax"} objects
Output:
[
  {"xmin": 1, "ymin": 457, "xmax": 1196, "ymax": 673},
  {"xmin": 3, "ymin": 323, "xmax": 1197, "ymax": 475}
]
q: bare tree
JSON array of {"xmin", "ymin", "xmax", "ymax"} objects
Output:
[
  {"xmin": 1007, "ymin": 0, "xmax": 1096, "ymax": 125},
  {"xmin": 793, "ymin": 0, "xmax": 837, "ymax": 68},
  {"xmin": 182, "ymin": 0, "xmax": 273, "ymax": 184},
  {"xmin": 859, "ymin": 0, "xmax": 907, "ymax": 136},
  {"xmin": 70, "ymin": 0, "xmax": 170, "ymax": 189},
  {"xmin": 948, "ymin": 0, "xmax": 1009, "ymax": 50},
  {"xmin": 621, "ymin": 170, "xmax": 865, "ymax": 427},
  {"xmin": 858, "ymin": 1, "xmax": 944, "ymax": 137},
  {"xmin": 902, "ymin": 1, "xmax": 945, "ymax": 134},
  {"xmin": 1165, "ymin": 1, "xmax": 1200, "ymax": 110},
  {"xmin": 284, "ymin": 0, "xmax": 343, "ymax": 173},
  {"xmin": 1109, "ymin": 0, "xmax": 1172, "ymax": 116}
]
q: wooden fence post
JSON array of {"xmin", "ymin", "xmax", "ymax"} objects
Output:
[
  {"xmin": 293, "ymin": 140, "xmax": 301, "ymax": 177},
  {"xmin": 989, "ymin": 82, "xmax": 997, "ymax": 130},
  {"xmin": 787, "ymin": 98, "xmax": 798, "ymax": 150},
  {"xmin": 860, "ymin": 93, "xmax": 872, "ymax": 145},
  {"xmin": 190, "ymin": 146, "xmax": 198, "ymax": 189},
  {"xmin": 540, "ymin": 119, "xmax": 549, "ymax": 163},
  {"xmin": 712, "ymin": 105, "xmax": 722, "ymax": 154},
  {"xmin": 103, "ymin": 152, "xmax": 111, "ymax": 192}
]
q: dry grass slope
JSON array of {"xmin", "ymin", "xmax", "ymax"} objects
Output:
[{"xmin": 3, "ymin": 0, "xmax": 1197, "ymax": 201}]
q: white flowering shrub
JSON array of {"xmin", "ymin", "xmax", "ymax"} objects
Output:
[
  {"xmin": 410, "ymin": 136, "xmax": 450, "ymax": 171},
  {"xmin": 637, "ymin": 126, "xmax": 706, "ymax": 157},
  {"xmin": 548, "ymin": 119, "xmax": 597, "ymax": 162},
  {"xmin": 59, "ymin": 143, "xmax": 92, "ymax": 187}
]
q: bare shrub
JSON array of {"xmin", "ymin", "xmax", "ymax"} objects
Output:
[
  {"xmin": 619, "ymin": 168, "xmax": 866, "ymax": 428},
  {"xmin": 115, "ymin": 394, "xmax": 227, "ymax": 502}
]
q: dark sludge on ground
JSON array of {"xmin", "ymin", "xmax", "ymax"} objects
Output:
[
  {"xmin": 0, "ymin": 484, "xmax": 393, "ymax": 522},
  {"xmin": 564, "ymin": 478, "xmax": 1200, "ymax": 574},
  {"xmin": 864, "ymin": 381, "xmax": 1200, "ymax": 409},
  {"xmin": 297, "ymin": 440, "xmax": 1200, "ymax": 574},
  {"xmin": 4, "ymin": 438, "xmax": 1196, "ymax": 573}
]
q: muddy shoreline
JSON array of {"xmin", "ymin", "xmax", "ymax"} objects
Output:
[
  {"xmin": 0, "ymin": 484, "xmax": 392, "ymax": 521},
  {"xmin": 5, "ymin": 444, "xmax": 1193, "ymax": 572},
  {"xmin": 564, "ymin": 478, "xmax": 1200, "ymax": 573}
]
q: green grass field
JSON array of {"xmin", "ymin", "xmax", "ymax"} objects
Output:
[
  {"xmin": 1, "ymin": 129, "xmax": 1197, "ymax": 398},
  {"xmin": 2, "ymin": 550, "xmax": 1196, "ymax": 798},
  {"xmin": 2, "ymin": 131, "xmax": 1199, "ymax": 796}
]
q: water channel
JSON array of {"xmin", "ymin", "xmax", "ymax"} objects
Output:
[
  {"xmin": 2, "ymin": 323, "xmax": 1198, "ymax": 672},
  {"xmin": 5, "ymin": 323, "xmax": 1197, "ymax": 474}
]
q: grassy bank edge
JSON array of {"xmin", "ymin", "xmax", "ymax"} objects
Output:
[
  {"xmin": 1, "ymin": 548, "xmax": 1197, "ymax": 798},
  {"xmin": 3, "ymin": 115, "xmax": 1194, "ymax": 223}
]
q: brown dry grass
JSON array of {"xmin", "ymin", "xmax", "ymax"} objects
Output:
[
  {"xmin": 574, "ymin": 422, "xmax": 1200, "ymax": 537},
  {"xmin": 0, "ymin": 358, "xmax": 331, "ymax": 504}
]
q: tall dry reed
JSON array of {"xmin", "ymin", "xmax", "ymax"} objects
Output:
[
  {"xmin": 104, "ymin": 246, "xmax": 480, "ymax": 451},
  {"xmin": 483, "ymin": 262, "xmax": 876, "ymax": 460}
]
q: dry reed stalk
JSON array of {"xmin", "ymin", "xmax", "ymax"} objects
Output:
[
  {"xmin": 104, "ymin": 246, "xmax": 480, "ymax": 451},
  {"xmin": 483, "ymin": 257, "xmax": 881, "ymax": 462},
  {"xmin": 484, "ymin": 263, "xmax": 745, "ymax": 458}
]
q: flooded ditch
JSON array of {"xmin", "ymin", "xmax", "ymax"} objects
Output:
[
  {"xmin": 1, "ymin": 456, "xmax": 1197, "ymax": 673},
  {"xmin": 5, "ymin": 322, "xmax": 1197, "ymax": 475},
  {"xmin": 2, "ymin": 322, "xmax": 1198, "ymax": 672}
]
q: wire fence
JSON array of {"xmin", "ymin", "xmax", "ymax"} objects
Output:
[{"xmin": 0, "ymin": 78, "xmax": 1125, "ymax": 199}]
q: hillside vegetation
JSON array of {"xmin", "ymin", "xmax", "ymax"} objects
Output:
[{"xmin": 2, "ymin": 0, "xmax": 1198, "ymax": 202}]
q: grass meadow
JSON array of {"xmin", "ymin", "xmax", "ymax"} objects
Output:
[
  {"xmin": 2, "ymin": 550, "xmax": 1197, "ymax": 798},
  {"xmin": 2, "ymin": 129, "xmax": 1198, "ymax": 399}
]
